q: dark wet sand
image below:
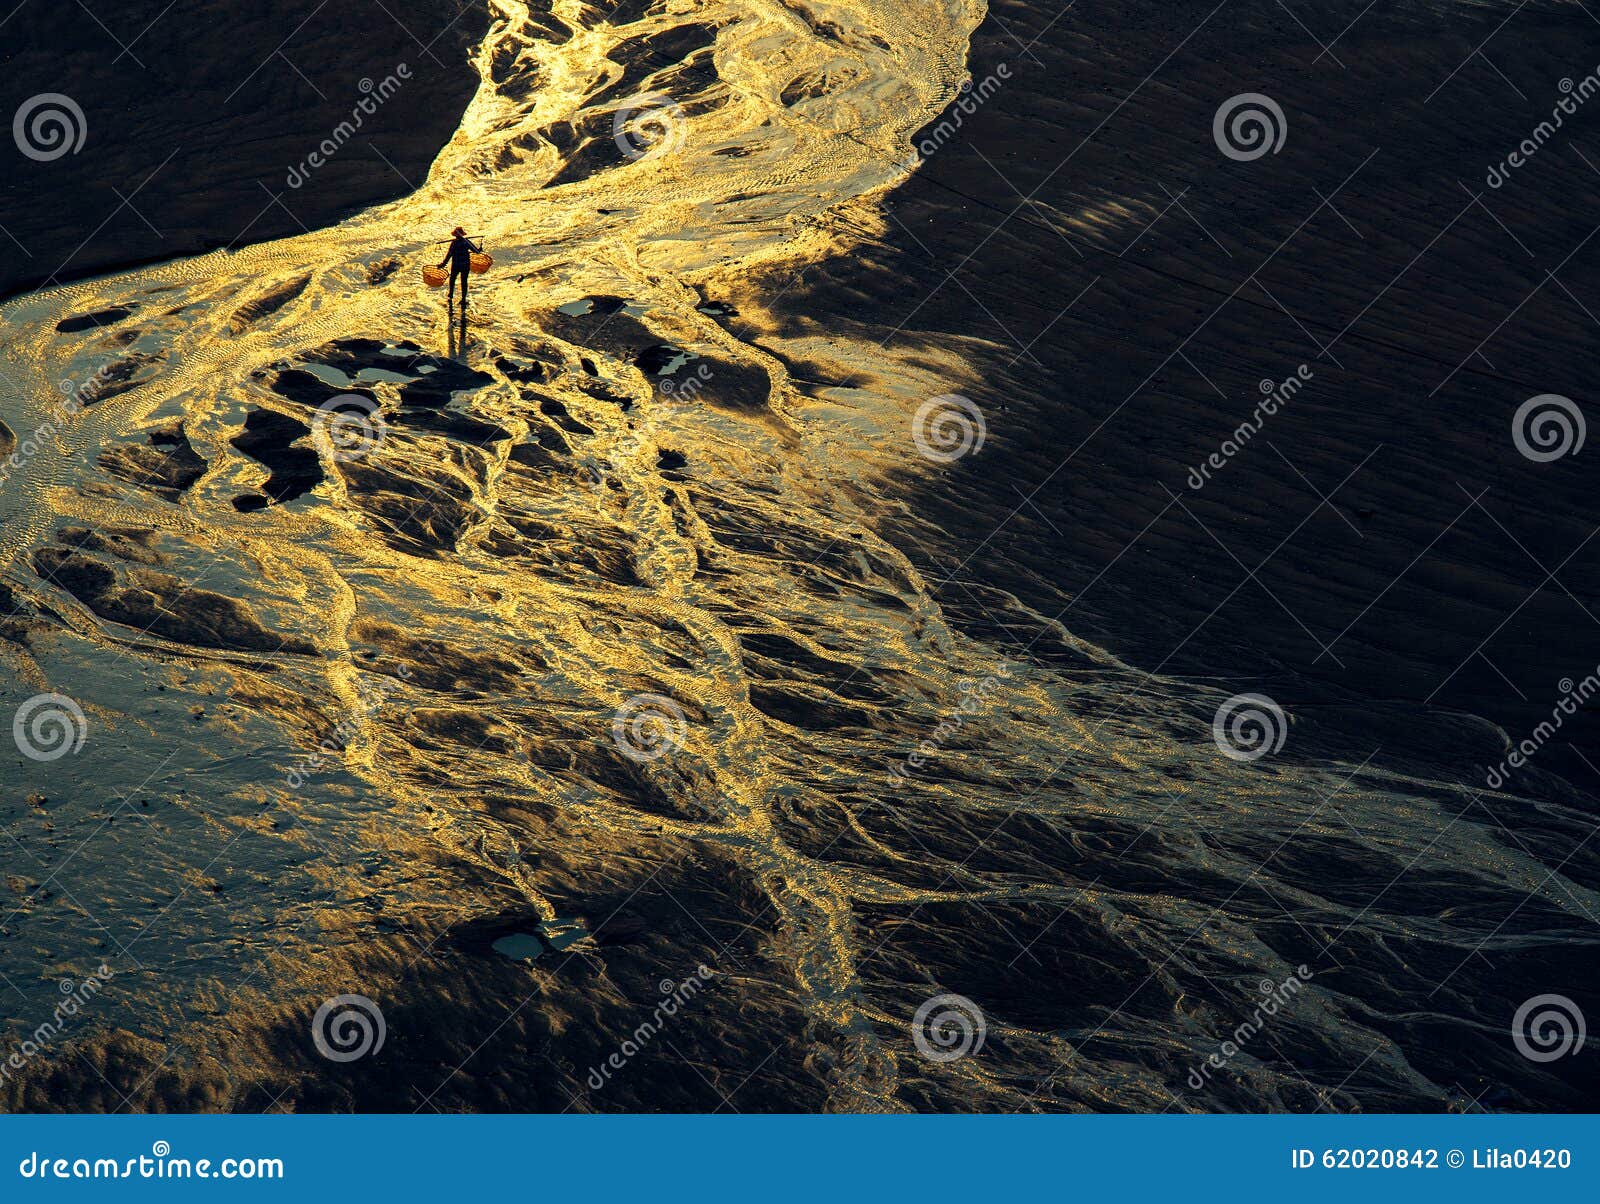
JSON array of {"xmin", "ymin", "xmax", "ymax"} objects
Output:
[
  {"xmin": 775, "ymin": 0, "xmax": 1600, "ymax": 794},
  {"xmin": 0, "ymin": 0, "xmax": 486, "ymax": 298},
  {"xmin": 4, "ymin": 0, "xmax": 1598, "ymax": 1117},
  {"xmin": 747, "ymin": 0, "xmax": 1600, "ymax": 1112}
]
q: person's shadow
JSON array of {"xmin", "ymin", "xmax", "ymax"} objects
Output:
[{"xmin": 446, "ymin": 300, "xmax": 469, "ymax": 358}]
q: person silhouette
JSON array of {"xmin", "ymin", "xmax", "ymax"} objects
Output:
[{"xmin": 437, "ymin": 226, "xmax": 482, "ymax": 309}]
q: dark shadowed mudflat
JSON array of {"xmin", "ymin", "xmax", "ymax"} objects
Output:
[
  {"xmin": 0, "ymin": 0, "xmax": 486, "ymax": 297},
  {"xmin": 1, "ymin": 0, "xmax": 1597, "ymax": 1117},
  {"xmin": 775, "ymin": 0, "xmax": 1600, "ymax": 793}
]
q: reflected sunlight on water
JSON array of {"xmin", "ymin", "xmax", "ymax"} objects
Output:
[{"xmin": 0, "ymin": 0, "xmax": 1594, "ymax": 1113}]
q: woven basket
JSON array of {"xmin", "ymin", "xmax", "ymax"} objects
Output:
[
  {"xmin": 421, "ymin": 266, "xmax": 447, "ymax": 288},
  {"xmin": 469, "ymin": 251, "xmax": 493, "ymax": 274}
]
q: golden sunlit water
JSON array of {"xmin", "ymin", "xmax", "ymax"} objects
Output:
[{"xmin": 1, "ymin": 0, "xmax": 1593, "ymax": 1113}]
